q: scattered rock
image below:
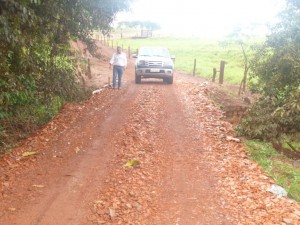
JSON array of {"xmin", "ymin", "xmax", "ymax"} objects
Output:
[
  {"xmin": 133, "ymin": 202, "xmax": 142, "ymax": 211},
  {"xmin": 109, "ymin": 208, "xmax": 116, "ymax": 219},
  {"xmin": 267, "ymin": 185, "xmax": 288, "ymax": 197},
  {"xmin": 294, "ymin": 210, "xmax": 300, "ymax": 217},
  {"xmin": 283, "ymin": 218, "xmax": 293, "ymax": 224},
  {"xmin": 226, "ymin": 135, "xmax": 241, "ymax": 143},
  {"xmin": 92, "ymin": 89, "xmax": 102, "ymax": 95}
]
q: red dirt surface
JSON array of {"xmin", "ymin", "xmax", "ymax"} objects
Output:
[{"xmin": 0, "ymin": 43, "xmax": 300, "ymax": 225}]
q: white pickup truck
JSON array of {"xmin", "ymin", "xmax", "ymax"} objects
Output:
[{"xmin": 133, "ymin": 47, "xmax": 175, "ymax": 84}]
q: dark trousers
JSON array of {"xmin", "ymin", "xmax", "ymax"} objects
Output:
[{"xmin": 113, "ymin": 65, "xmax": 124, "ymax": 88}]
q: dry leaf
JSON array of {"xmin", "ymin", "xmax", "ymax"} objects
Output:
[
  {"xmin": 124, "ymin": 159, "xmax": 141, "ymax": 167},
  {"xmin": 32, "ymin": 185, "xmax": 45, "ymax": 188},
  {"xmin": 75, "ymin": 147, "xmax": 81, "ymax": 154},
  {"xmin": 22, "ymin": 151, "xmax": 38, "ymax": 157}
]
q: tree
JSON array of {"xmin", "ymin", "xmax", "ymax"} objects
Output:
[
  {"xmin": 236, "ymin": 0, "xmax": 300, "ymax": 142},
  {"xmin": 0, "ymin": 0, "xmax": 131, "ymax": 152},
  {"xmin": 117, "ymin": 20, "xmax": 160, "ymax": 30},
  {"xmin": 222, "ymin": 26, "xmax": 259, "ymax": 95},
  {"xmin": 141, "ymin": 21, "xmax": 161, "ymax": 30}
]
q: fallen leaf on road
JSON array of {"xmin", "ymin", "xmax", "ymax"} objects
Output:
[
  {"xmin": 22, "ymin": 151, "xmax": 38, "ymax": 157},
  {"xmin": 32, "ymin": 185, "xmax": 45, "ymax": 188},
  {"xmin": 124, "ymin": 159, "xmax": 141, "ymax": 167},
  {"xmin": 75, "ymin": 147, "xmax": 81, "ymax": 153}
]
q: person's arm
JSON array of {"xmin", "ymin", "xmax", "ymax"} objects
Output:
[{"xmin": 109, "ymin": 54, "xmax": 115, "ymax": 69}]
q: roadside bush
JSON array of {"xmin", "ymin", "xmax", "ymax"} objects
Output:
[
  {"xmin": 236, "ymin": 90, "xmax": 300, "ymax": 140},
  {"xmin": 236, "ymin": 0, "xmax": 300, "ymax": 142}
]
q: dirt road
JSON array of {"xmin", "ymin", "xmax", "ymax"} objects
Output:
[{"xmin": 0, "ymin": 45, "xmax": 300, "ymax": 225}]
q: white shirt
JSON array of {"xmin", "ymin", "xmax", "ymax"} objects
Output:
[{"xmin": 110, "ymin": 52, "xmax": 127, "ymax": 67}]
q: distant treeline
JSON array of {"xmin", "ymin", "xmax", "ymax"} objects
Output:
[{"xmin": 118, "ymin": 20, "xmax": 160, "ymax": 30}]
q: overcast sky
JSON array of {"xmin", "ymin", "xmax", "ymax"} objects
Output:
[{"xmin": 116, "ymin": 0, "xmax": 285, "ymax": 37}]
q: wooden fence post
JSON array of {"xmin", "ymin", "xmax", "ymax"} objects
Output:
[
  {"xmin": 219, "ymin": 60, "xmax": 225, "ymax": 84},
  {"xmin": 193, "ymin": 58, "xmax": 197, "ymax": 76},
  {"xmin": 212, "ymin": 68, "xmax": 217, "ymax": 82}
]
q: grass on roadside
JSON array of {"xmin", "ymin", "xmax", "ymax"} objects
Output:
[
  {"xmin": 113, "ymin": 37, "xmax": 251, "ymax": 84},
  {"xmin": 246, "ymin": 140, "xmax": 300, "ymax": 202}
]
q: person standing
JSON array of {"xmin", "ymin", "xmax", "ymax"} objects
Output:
[{"xmin": 109, "ymin": 46, "xmax": 127, "ymax": 89}]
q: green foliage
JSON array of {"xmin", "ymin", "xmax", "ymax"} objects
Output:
[
  {"xmin": 236, "ymin": 89, "xmax": 300, "ymax": 140},
  {"xmin": 237, "ymin": 0, "xmax": 300, "ymax": 141},
  {"xmin": 236, "ymin": 98, "xmax": 278, "ymax": 139},
  {"xmin": 246, "ymin": 140, "xmax": 300, "ymax": 202},
  {"xmin": 0, "ymin": 0, "xmax": 131, "ymax": 152},
  {"xmin": 34, "ymin": 96, "xmax": 64, "ymax": 122}
]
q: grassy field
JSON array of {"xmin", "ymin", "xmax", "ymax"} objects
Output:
[{"xmin": 112, "ymin": 37, "xmax": 247, "ymax": 84}]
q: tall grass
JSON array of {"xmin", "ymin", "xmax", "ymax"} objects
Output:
[{"xmin": 114, "ymin": 37, "xmax": 249, "ymax": 84}]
